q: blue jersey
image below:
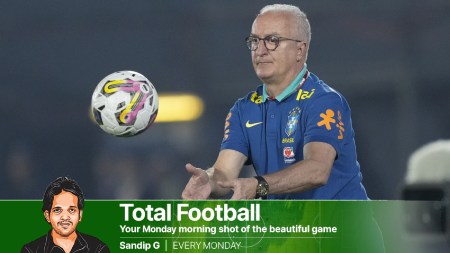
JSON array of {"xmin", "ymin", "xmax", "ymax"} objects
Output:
[{"xmin": 221, "ymin": 69, "xmax": 368, "ymax": 200}]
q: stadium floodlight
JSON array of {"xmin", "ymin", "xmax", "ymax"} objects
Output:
[{"xmin": 155, "ymin": 93, "xmax": 204, "ymax": 123}]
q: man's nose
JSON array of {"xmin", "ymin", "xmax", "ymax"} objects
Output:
[{"xmin": 60, "ymin": 211, "xmax": 71, "ymax": 220}]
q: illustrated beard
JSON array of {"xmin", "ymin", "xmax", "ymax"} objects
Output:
[{"xmin": 54, "ymin": 219, "xmax": 76, "ymax": 237}]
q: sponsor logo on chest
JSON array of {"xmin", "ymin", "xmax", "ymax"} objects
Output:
[{"xmin": 283, "ymin": 147, "xmax": 296, "ymax": 163}]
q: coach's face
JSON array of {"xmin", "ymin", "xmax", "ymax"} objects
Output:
[
  {"xmin": 251, "ymin": 12, "xmax": 303, "ymax": 86},
  {"xmin": 44, "ymin": 190, "xmax": 82, "ymax": 237}
]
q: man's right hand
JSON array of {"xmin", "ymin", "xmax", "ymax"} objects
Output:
[{"xmin": 181, "ymin": 163, "xmax": 212, "ymax": 199}]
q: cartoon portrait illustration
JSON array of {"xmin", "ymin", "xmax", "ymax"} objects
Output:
[{"xmin": 21, "ymin": 177, "xmax": 109, "ymax": 253}]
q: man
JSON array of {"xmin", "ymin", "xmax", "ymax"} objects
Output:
[
  {"xmin": 21, "ymin": 177, "xmax": 109, "ymax": 253},
  {"xmin": 182, "ymin": 4, "xmax": 368, "ymax": 200}
]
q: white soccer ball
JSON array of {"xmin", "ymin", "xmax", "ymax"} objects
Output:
[{"xmin": 91, "ymin": 70, "xmax": 158, "ymax": 137}]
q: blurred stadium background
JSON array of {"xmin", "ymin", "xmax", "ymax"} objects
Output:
[{"xmin": 1, "ymin": 0, "xmax": 450, "ymax": 201}]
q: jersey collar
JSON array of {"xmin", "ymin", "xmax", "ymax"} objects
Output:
[{"xmin": 262, "ymin": 64, "xmax": 307, "ymax": 102}]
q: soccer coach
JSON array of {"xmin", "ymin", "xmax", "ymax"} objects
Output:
[{"xmin": 182, "ymin": 4, "xmax": 368, "ymax": 200}]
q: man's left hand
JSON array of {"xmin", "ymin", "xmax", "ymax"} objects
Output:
[{"xmin": 217, "ymin": 178, "xmax": 258, "ymax": 200}]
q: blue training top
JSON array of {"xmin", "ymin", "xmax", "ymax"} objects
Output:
[{"xmin": 221, "ymin": 67, "xmax": 368, "ymax": 200}]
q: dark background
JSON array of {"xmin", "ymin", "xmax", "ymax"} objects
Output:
[{"xmin": 1, "ymin": 0, "xmax": 450, "ymax": 200}]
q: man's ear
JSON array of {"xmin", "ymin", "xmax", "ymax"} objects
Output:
[
  {"xmin": 44, "ymin": 211, "xmax": 50, "ymax": 223},
  {"xmin": 79, "ymin": 210, "xmax": 83, "ymax": 222},
  {"xmin": 296, "ymin": 42, "xmax": 306, "ymax": 62}
]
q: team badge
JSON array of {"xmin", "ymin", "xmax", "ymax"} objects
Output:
[{"xmin": 285, "ymin": 107, "xmax": 301, "ymax": 137}]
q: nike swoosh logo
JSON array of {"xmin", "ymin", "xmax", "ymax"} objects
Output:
[{"xmin": 246, "ymin": 120, "xmax": 263, "ymax": 128}]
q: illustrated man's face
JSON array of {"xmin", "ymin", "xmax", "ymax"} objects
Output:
[{"xmin": 44, "ymin": 190, "xmax": 83, "ymax": 237}]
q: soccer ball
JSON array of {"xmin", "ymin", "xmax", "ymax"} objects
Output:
[{"xmin": 91, "ymin": 71, "xmax": 158, "ymax": 137}]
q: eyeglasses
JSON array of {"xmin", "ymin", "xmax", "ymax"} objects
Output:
[{"xmin": 245, "ymin": 35, "xmax": 302, "ymax": 51}]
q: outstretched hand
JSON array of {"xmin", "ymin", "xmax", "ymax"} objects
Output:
[
  {"xmin": 217, "ymin": 177, "xmax": 258, "ymax": 200},
  {"xmin": 181, "ymin": 163, "xmax": 212, "ymax": 200}
]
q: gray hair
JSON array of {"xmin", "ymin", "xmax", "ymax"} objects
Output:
[{"xmin": 259, "ymin": 4, "xmax": 311, "ymax": 43}]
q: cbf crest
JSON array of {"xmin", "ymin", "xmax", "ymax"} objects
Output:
[{"xmin": 285, "ymin": 107, "xmax": 301, "ymax": 137}]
